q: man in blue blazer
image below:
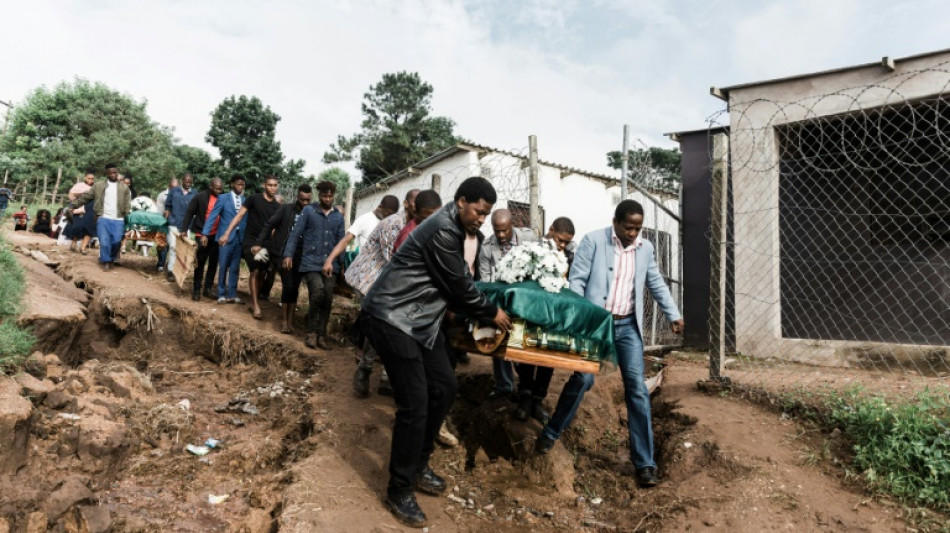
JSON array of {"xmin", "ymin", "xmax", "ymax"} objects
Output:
[
  {"xmin": 201, "ymin": 174, "xmax": 247, "ymax": 303},
  {"xmin": 536, "ymin": 199, "xmax": 684, "ymax": 488}
]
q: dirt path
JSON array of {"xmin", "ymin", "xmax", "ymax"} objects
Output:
[{"xmin": 3, "ymin": 232, "xmax": 923, "ymax": 532}]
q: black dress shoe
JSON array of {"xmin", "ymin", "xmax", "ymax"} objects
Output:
[
  {"xmin": 635, "ymin": 466, "xmax": 659, "ymax": 487},
  {"xmin": 203, "ymin": 288, "xmax": 216, "ymax": 299},
  {"xmin": 415, "ymin": 467, "xmax": 447, "ymax": 495},
  {"xmin": 530, "ymin": 401, "xmax": 550, "ymax": 424},
  {"xmin": 191, "ymin": 292, "xmax": 201, "ymax": 301},
  {"xmin": 352, "ymin": 368, "xmax": 370, "ymax": 398},
  {"xmin": 385, "ymin": 493, "xmax": 428, "ymax": 528},
  {"xmin": 513, "ymin": 393, "xmax": 531, "ymax": 421},
  {"xmin": 535, "ymin": 435, "xmax": 556, "ymax": 454}
]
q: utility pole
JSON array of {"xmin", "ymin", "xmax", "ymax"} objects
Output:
[
  {"xmin": 1, "ymin": 100, "xmax": 12, "ymax": 186},
  {"xmin": 0, "ymin": 99, "xmax": 11, "ymax": 137},
  {"xmin": 620, "ymin": 125, "xmax": 630, "ymax": 201},
  {"xmin": 528, "ymin": 135, "xmax": 541, "ymax": 238}
]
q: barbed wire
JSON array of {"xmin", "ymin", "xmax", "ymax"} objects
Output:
[{"xmin": 705, "ymin": 63, "xmax": 950, "ymax": 399}]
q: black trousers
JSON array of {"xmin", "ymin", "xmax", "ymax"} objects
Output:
[
  {"xmin": 362, "ymin": 314, "xmax": 457, "ymax": 499},
  {"xmin": 280, "ymin": 268, "xmax": 305, "ymax": 304},
  {"xmin": 193, "ymin": 239, "xmax": 219, "ymax": 293},
  {"xmin": 304, "ymin": 272, "xmax": 336, "ymax": 335},
  {"xmin": 516, "ymin": 363, "xmax": 554, "ymax": 400}
]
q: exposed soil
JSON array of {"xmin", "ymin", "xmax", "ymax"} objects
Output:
[{"xmin": 1, "ymin": 231, "xmax": 941, "ymax": 532}]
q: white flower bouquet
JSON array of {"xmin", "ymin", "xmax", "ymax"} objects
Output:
[{"xmin": 494, "ymin": 239, "xmax": 569, "ymax": 293}]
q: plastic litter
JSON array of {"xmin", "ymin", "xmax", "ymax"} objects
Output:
[
  {"xmin": 208, "ymin": 494, "xmax": 229, "ymax": 504},
  {"xmin": 58, "ymin": 413, "xmax": 81, "ymax": 421},
  {"xmin": 204, "ymin": 438, "xmax": 220, "ymax": 449},
  {"xmin": 177, "ymin": 399, "xmax": 191, "ymax": 411},
  {"xmin": 185, "ymin": 444, "xmax": 210, "ymax": 456}
]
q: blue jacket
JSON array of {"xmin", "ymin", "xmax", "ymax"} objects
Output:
[
  {"xmin": 164, "ymin": 186, "xmax": 196, "ymax": 228},
  {"xmin": 202, "ymin": 191, "xmax": 246, "ymax": 243},
  {"xmin": 283, "ymin": 204, "xmax": 345, "ymax": 273},
  {"xmin": 569, "ymin": 226, "xmax": 681, "ymax": 339}
]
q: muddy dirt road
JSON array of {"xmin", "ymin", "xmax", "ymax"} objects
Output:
[{"xmin": 1, "ymin": 232, "xmax": 921, "ymax": 532}]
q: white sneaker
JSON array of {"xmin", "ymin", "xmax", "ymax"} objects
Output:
[
  {"xmin": 437, "ymin": 423, "xmax": 458, "ymax": 447},
  {"xmin": 233, "ymin": 297, "xmax": 244, "ymax": 305},
  {"xmin": 217, "ymin": 297, "xmax": 227, "ymax": 304}
]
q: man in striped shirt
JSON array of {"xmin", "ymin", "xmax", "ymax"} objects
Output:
[{"xmin": 535, "ymin": 200, "xmax": 684, "ymax": 489}]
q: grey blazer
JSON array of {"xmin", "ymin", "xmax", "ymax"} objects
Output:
[
  {"xmin": 478, "ymin": 227, "xmax": 537, "ymax": 281},
  {"xmin": 569, "ymin": 226, "xmax": 680, "ymax": 339}
]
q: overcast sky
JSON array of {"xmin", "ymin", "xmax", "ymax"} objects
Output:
[{"xmin": 3, "ymin": 0, "xmax": 948, "ymax": 181}]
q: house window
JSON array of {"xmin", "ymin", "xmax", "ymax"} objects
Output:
[{"xmin": 507, "ymin": 200, "xmax": 544, "ymax": 230}]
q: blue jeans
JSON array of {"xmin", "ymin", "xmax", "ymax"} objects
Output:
[
  {"xmin": 492, "ymin": 358, "xmax": 515, "ymax": 393},
  {"xmin": 217, "ymin": 240, "xmax": 242, "ymax": 299},
  {"xmin": 156, "ymin": 247, "xmax": 168, "ymax": 270},
  {"xmin": 97, "ymin": 218, "xmax": 125, "ymax": 264},
  {"xmin": 541, "ymin": 317, "xmax": 655, "ymax": 469}
]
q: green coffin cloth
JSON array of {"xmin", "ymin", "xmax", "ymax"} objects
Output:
[
  {"xmin": 125, "ymin": 211, "xmax": 169, "ymax": 233},
  {"xmin": 475, "ymin": 281, "xmax": 616, "ymax": 364},
  {"xmin": 343, "ymin": 250, "xmax": 359, "ymax": 270}
]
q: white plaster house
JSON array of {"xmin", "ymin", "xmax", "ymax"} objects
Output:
[{"xmin": 352, "ymin": 142, "xmax": 679, "ymax": 252}]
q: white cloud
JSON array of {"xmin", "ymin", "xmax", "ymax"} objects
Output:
[{"xmin": 3, "ymin": 0, "xmax": 950, "ymax": 184}]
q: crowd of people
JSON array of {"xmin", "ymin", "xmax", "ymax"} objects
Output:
[{"xmin": 52, "ymin": 164, "xmax": 685, "ymax": 528}]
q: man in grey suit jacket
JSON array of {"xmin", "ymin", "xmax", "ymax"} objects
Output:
[
  {"xmin": 535, "ymin": 200, "xmax": 684, "ymax": 488},
  {"xmin": 479, "ymin": 209, "xmax": 536, "ymax": 398}
]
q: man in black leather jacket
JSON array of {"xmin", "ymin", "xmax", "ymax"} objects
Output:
[{"xmin": 361, "ymin": 176, "xmax": 512, "ymax": 528}]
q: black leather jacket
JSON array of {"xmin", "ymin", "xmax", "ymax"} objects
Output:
[{"xmin": 362, "ymin": 203, "xmax": 497, "ymax": 349}]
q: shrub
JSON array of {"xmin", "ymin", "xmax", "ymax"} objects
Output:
[
  {"xmin": 826, "ymin": 387, "xmax": 950, "ymax": 509},
  {"xmin": 0, "ymin": 233, "xmax": 34, "ymax": 372}
]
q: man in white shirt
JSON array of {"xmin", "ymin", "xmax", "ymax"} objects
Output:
[
  {"xmin": 68, "ymin": 163, "xmax": 132, "ymax": 272},
  {"xmin": 343, "ymin": 195, "xmax": 400, "ymax": 251},
  {"xmin": 155, "ymin": 177, "xmax": 178, "ymax": 272}
]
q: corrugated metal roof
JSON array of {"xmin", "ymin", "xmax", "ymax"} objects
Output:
[{"xmin": 354, "ymin": 142, "xmax": 621, "ymax": 199}]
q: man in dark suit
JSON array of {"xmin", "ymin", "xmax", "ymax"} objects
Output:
[
  {"xmin": 180, "ymin": 178, "xmax": 223, "ymax": 300},
  {"xmin": 201, "ymin": 174, "xmax": 246, "ymax": 303}
]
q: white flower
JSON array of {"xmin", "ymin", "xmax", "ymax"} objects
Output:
[{"xmin": 495, "ymin": 239, "xmax": 569, "ymax": 293}]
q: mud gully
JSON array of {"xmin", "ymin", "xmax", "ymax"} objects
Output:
[{"xmin": 1, "ymin": 232, "xmax": 913, "ymax": 532}]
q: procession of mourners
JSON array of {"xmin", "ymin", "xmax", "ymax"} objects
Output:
[{"xmin": 16, "ymin": 162, "xmax": 682, "ymax": 529}]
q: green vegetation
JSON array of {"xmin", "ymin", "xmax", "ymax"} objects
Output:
[
  {"xmin": 206, "ymin": 95, "xmax": 299, "ymax": 193},
  {"xmin": 324, "ymin": 71, "xmax": 462, "ymax": 185},
  {"xmin": 827, "ymin": 387, "xmax": 950, "ymax": 509},
  {"xmin": 783, "ymin": 386, "xmax": 950, "ymax": 510},
  {"xmin": 0, "ymin": 233, "xmax": 35, "ymax": 372},
  {"xmin": 606, "ymin": 146, "xmax": 682, "ymax": 194}
]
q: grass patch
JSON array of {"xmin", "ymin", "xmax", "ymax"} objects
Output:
[
  {"xmin": 782, "ymin": 386, "xmax": 950, "ymax": 511},
  {"xmin": 0, "ymin": 231, "xmax": 35, "ymax": 372}
]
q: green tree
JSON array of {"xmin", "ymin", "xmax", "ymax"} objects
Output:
[
  {"xmin": 606, "ymin": 146, "xmax": 682, "ymax": 194},
  {"xmin": 0, "ymin": 78, "xmax": 180, "ymax": 198},
  {"xmin": 282, "ymin": 158, "xmax": 309, "ymax": 183},
  {"xmin": 206, "ymin": 95, "xmax": 285, "ymax": 192},
  {"xmin": 317, "ymin": 167, "xmax": 351, "ymax": 193},
  {"xmin": 323, "ymin": 71, "xmax": 461, "ymax": 185},
  {"xmin": 172, "ymin": 144, "xmax": 219, "ymax": 189}
]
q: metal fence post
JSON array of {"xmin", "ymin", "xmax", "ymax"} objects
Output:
[{"xmin": 709, "ymin": 133, "xmax": 729, "ymax": 380}]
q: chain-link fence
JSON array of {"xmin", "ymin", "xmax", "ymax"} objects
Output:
[
  {"xmin": 350, "ymin": 142, "xmax": 683, "ymax": 347},
  {"xmin": 705, "ymin": 65, "xmax": 950, "ymax": 398}
]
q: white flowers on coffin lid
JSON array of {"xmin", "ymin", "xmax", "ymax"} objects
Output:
[{"xmin": 494, "ymin": 239, "xmax": 569, "ymax": 293}]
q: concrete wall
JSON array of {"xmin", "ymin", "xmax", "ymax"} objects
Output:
[{"xmin": 726, "ymin": 52, "xmax": 950, "ymax": 364}]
